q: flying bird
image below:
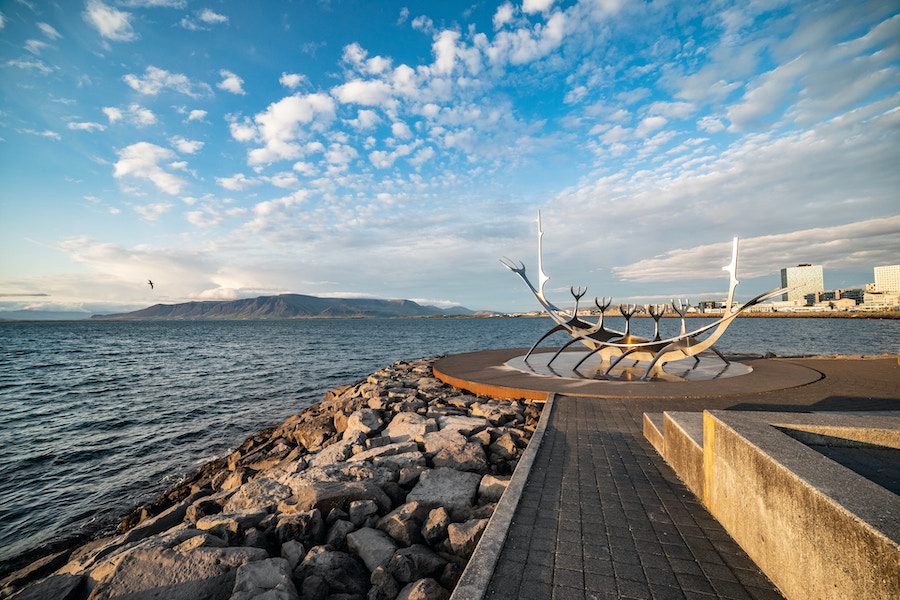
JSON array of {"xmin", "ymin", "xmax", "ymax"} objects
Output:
[{"xmin": 147, "ymin": 280, "xmax": 154, "ymax": 290}]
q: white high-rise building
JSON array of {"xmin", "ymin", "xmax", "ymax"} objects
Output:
[
  {"xmin": 781, "ymin": 264, "xmax": 824, "ymax": 303},
  {"xmin": 874, "ymin": 265, "xmax": 900, "ymax": 293}
]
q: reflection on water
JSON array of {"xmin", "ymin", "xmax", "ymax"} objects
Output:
[{"xmin": 506, "ymin": 350, "xmax": 753, "ymax": 382}]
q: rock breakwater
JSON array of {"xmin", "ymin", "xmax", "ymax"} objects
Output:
[{"xmin": 2, "ymin": 357, "xmax": 541, "ymax": 600}]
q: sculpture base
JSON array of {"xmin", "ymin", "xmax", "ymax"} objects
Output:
[{"xmin": 505, "ymin": 351, "xmax": 752, "ymax": 382}]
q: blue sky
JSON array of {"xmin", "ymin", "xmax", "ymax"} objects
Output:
[{"xmin": 0, "ymin": 0, "xmax": 898, "ymax": 314}]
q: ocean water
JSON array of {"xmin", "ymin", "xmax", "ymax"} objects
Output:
[{"xmin": 0, "ymin": 316, "xmax": 897, "ymax": 568}]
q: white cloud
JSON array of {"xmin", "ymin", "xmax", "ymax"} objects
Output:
[
  {"xmin": 0, "ymin": 12, "xmax": 5, "ymax": 31},
  {"xmin": 217, "ymin": 69, "xmax": 245, "ymax": 95},
  {"xmin": 635, "ymin": 116, "xmax": 667, "ymax": 137},
  {"xmin": 6, "ymin": 58, "xmax": 54, "ymax": 74},
  {"xmin": 185, "ymin": 206, "xmax": 222, "ymax": 227},
  {"xmin": 391, "ymin": 121, "xmax": 412, "ymax": 138},
  {"xmin": 486, "ymin": 9, "xmax": 566, "ymax": 66},
  {"xmin": 409, "ymin": 146, "xmax": 435, "ymax": 166},
  {"xmin": 331, "ymin": 79, "xmax": 395, "ymax": 107},
  {"xmin": 267, "ymin": 172, "xmax": 299, "ymax": 188},
  {"xmin": 244, "ymin": 93, "xmax": 336, "ymax": 165},
  {"xmin": 646, "ymin": 101, "xmax": 695, "ymax": 119},
  {"xmin": 433, "ymin": 30, "xmax": 460, "ymax": 74},
  {"xmin": 170, "ymin": 136, "xmax": 204, "ymax": 154},
  {"xmin": 216, "ymin": 173, "xmax": 259, "ymax": 191},
  {"xmin": 199, "ymin": 8, "xmax": 227, "ymax": 24},
  {"xmin": 67, "ymin": 121, "xmax": 106, "ymax": 132},
  {"xmin": 120, "ymin": 0, "xmax": 185, "ymax": 6},
  {"xmin": 279, "ymin": 72, "xmax": 306, "ymax": 89},
  {"xmin": 325, "ymin": 143, "xmax": 358, "ymax": 165},
  {"xmin": 25, "ymin": 39, "xmax": 49, "ymax": 54},
  {"xmin": 292, "ymin": 161, "xmax": 316, "ymax": 176},
  {"xmin": 37, "ymin": 22, "xmax": 62, "ymax": 39},
  {"xmin": 18, "ymin": 128, "xmax": 61, "ymax": 140},
  {"xmin": 613, "ymin": 216, "xmax": 900, "ymax": 282},
  {"xmin": 124, "ymin": 66, "xmax": 207, "ymax": 97},
  {"xmin": 522, "ymin": 0, "xmax": 554, "ymax": 14},
  {"xmin": 84, "ymin": 0, "xmax": 136, "ymax": 42},
  {"xmin": 103, "ymin": 104, "xmax": 157, "ymax": 127},
  {"xmin": 187, "ymin": 109, "xmax": 207, "ymax": 121},
  {"xmin": 493, "ymin": 3, "xmax": 515, "ymax": 30},
  {"xmin": 113, "ymin": 142, "xmax": 186, "ymax": 194},
  {"xmin": 348, "ymin": 109, "xmax": 381, "ymax": 130},
  {"xmin": 245, "ymin": 191, "xmax": 309, "ymax": 233},
  {"xmin": 134, "ymin": 202, "xmax": 172, "ymax": 221},
  {"xmin": 698, "ymin": 116, "xmax": 725, "ymax": 133}
]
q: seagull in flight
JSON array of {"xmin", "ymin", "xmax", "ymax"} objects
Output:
[{"xmin": 147, "ymin": 280, "xmax": 154, "ymax": 290}]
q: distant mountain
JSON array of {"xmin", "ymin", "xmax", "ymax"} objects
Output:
[{"xmin": 90, "ymin": 294, "xmax": 478, "ymax": 320}]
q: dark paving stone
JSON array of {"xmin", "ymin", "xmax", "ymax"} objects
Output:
[{"xmin": 484, "ymin": 394, "xmax": 796, "ymax": 599}]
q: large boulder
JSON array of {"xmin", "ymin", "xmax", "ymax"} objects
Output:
[
  {"xmin": 344, "ymin": 409, "xmax": 384, "ymax": 438},
  {"xmin": 383, "ymin": 413, "xmax": 438, "ymax": 443},
  {"xmin": 9, "ymin": 574, "xmax": 83, "ymax": 600},
  {"xmin": 447, "ymin": 518, "xmax": 488, "ymax": 557},
  {"xmin": 287, "ymin": 480, "xmax": 391, "ymax": 515},
  {"xmin": 346, "ymin": 527, "xmax": 398, "ymax": 571},
  {"xmin": 386, "ymin": 545, "xmax": 446, "ymax": 583},
  {"xmin": 195, "ymin": 511, "xmax": 267, "ymax": 542},
  {"xmin": 348, "ymin": 499, "xmax": 379, "ymax": 526},
  {"xmin": 376, "ymin": 502, "xmax": 429, "ymax": 546},
  {"xmin": 421, "ymin": 508, "xmax": 450, "ymax": 545},
  {"xmin": 478, "ymin": 475, "xmax": 510, "ymax": 503},
  {"xmin": 348, "ymin": 441, "xmax": 419, "ymax": 463},
  {"xmin": 324, "ymin": 519, "xmax": 356, "ymax": 549},
  {"xmin": 369, "ymin": 566, "xmax": 400, "ymax": 600},
  {"xmin": 292, "ymin": 413, "xmax": 335, "ymax": 451},
  {"xmin": 470, "ymin": 403, "xmax": 520, "ymax": 426},
  {"xmin": 280, "ymin": 540, "xmax": 305, "ymax": 572},
  {"xmin": 230, "ymin": 558, "xmax": 298, "ymax": 600},
  {"xmin": 294, "ymin": 546, "xmax": 368, "ymax": 596},
  {"xmin": 489, "ymin": 433, "xmax": 518, "ymax": 461},
  {"xmin": 406, "ymin": 468, "xmax": 481, "ymax": 518},
  {"xmin": 423, "ymin": 431, "xmax": 487, "ymax": 473},
  {"xmin": 396, "ymin": 578, "xmax": 450, "ymax": 600},
  {"xmin": 223, "ymin": 478, "xmax": 292, "ymax": 513},
  {"xmin": 275, "ymin": 509, "xmax": 324, "ymax": 546},
  {"xmin": 437, "ymin": 415, "xmax": 489, "ymax": 436},
  {"xmin": 87, "ymin": 544, "xmax": 267, "ymax": 600},
  {"xmin": 308, "ymin": 433, "xmax": 363, "ymax": 468}
]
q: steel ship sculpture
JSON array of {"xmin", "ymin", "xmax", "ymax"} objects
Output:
[{"xmin": 500, "ymin": 212, "xmax": 788, "ymax": 381}]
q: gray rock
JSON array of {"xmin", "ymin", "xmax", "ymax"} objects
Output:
[
  {"xmin": 368, "ymin": 566, "xmax": 400, "ymax": 600},
  {"xmin": 9, "ymin": 574, "xmax": 83, "ymax": 600},
  {"xmin": 398, "ymin": 465, "xmax": 426, "ymax": 486},
  {"xmin": 195, "ymin": 511, "xmax": 266, "ymax": 541},
  {"xmin": 186, "ymin": 497, "xmax": 223, "ymax": 524},
  {"xmin": 325, "ymin": 519, "xmax": 357, "ymax": 549},
  {"xmin": 280, "ymin": 540, "xmax": 305, "ymax": 572},
  {"xmin": 292, "ymin": 414, "xmax": 335, "ymax": 451},
  {"xmin": 349, "ymin": 499, "xmax": 379, "ymax": 526},
  {"xmin": 478, "ymin": 474, "xmax": 510, "ymax": 503},
  {"xmin": 275, "ymin": 509, "xmax": 324, "ymax": 546},
  {"xmin": 437, "ymin": 415, "xmax": 489, "ymax": 436},
  {"xmin": 121, "ymin": 490, "xmax": 208, "ymax": 546},
  {"xmin": 383, "ymin": 413, "xmax": 438, "ymax": 443},
  {"xmin": 406, "ymin": 468, "xmax": 481, "ymax": 518},
  {"xmin": 432, "ymin": 443, "xmax": 487, "ymax": 473},
  {"xmin": 308, "ymin": 434, "xmax": 361, "ymax": 468},
  {"xmin": 372, "ymin": 451, "xmax": 427, "ymax": 472},
  {"xmin": 396, "ymin": 578, "xmax": 449, "ymax": 600},
  {"xmin": 326, "ymin": 507, "xmax": 349, "ymax": 525},
  {"xmin": 87, "ymin": 544, "xmax": 267, "ymax": 600},
  {"xmin": 489, "ymin": 433, "xmax": 518, "ymax": 461},
  {"xmin": 294, "ymin": 546, "xmax": 369, "ymax": 596},
  {"xmin": 470, "ymin": 402, "xmax": 520, "ymax": 426},
  {"xmin": 288, "ymin": 480, "xmax": 392, "ymax": 516},
  {"xmin": 300, "ymin": 574, "xmax": 328, "ymax": 600},
  {"xmin": 421, "ymin": 508, "xmax": 449, "ymax": 545},
  {"xmin": 386, "ymin": 545, "xmax": 446, "ymax": 583},
  {"xmin": 346, "ymin": 527, "xmax": 398, "ymax": 571},
  {"xmin": 223, "ymin": 477, "xmax": 292, "ymax": 513},
  {"xmin": 230, "ymin": 557, "xmax": 298, "ymax": 600},
  {"xmin": 439, "ymin": 561, "xmax": 463, "ymax": 591},
  {"xmin": 376, "ymin": 502, "xmax": 429, "ymax": 546},
  {"xmin": 470, "ymin": 430, "xmax": 492, "ymax": 447},
  {"xmin": 344, "ymin": 409, "xmax": 384, "ymax": 438},
  {"xmin": 447, "ymin": 518, "xmax": 488, "ymax": 557},
  {"xmin": 349, "ymin": 441, "xmax": 419, "ymax": 463}
]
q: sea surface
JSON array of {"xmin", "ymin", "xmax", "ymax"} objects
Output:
[{"xmin": 0, "ymin": 316, "xmax": 897, "ymax": 569}]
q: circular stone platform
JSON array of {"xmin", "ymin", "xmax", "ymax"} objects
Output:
[
  {"xmin": 433, "ymin": 348, "xmax": 824, "ymax": 400},
  {"xmin": 506, "ymin": 350, "xmax": 753, "ymax": 382}
]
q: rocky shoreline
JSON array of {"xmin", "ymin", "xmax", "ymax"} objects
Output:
[{"xmin": 2, "ymin": 357, "xmax": 541, "ymax": 600}]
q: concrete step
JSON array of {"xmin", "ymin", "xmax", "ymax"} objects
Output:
[
  {"xmin": 642, "ymin": 412, "xmax": 665, "ymax": 456},
  {"xmin": 663, "ymin": 411, "xmax": 705, "ymax": 498}
]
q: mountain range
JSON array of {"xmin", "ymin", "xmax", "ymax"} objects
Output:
[{"xmin": 89, "ymin": 294, "xmax": 477, "ymax": 320}]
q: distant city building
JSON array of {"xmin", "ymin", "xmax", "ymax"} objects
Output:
[
  {"xmin": 874, "ymin": 265, "xmax": 900, "ymax": 293},
  {"xmin": 806, "ymin": 289, "xmax": 865, "ymax": 306},
  {"xmin": 781, "ymin": 264, "xmax": 824, "ymax": 303}
]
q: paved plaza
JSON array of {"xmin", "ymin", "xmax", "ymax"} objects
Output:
[{"xmin": 433, "ymin": 354, "xmax": 900, "ymax": 600}]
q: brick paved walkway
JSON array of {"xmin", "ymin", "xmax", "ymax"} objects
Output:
[{"xmin": 485, "ymin": 395, "xmax": 783, "ymax": 600}]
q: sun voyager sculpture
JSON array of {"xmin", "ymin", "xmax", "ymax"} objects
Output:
[{"xmin": 500, "ymin": 212, "xmax": 788, "ymax": 381}]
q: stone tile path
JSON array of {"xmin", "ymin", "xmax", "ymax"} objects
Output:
[{"xmin": 484, "ymin": 396, "xmax": 784, "ymax": 600}]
